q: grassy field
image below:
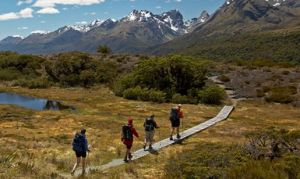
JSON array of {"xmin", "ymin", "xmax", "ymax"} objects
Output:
[
  {"xmin": 0, "ymin": 86, "xmax": 299, "ymax": 178},
  {"xmin": 0, "ymin": 86, "xmax": 220, "ymax": 178}
]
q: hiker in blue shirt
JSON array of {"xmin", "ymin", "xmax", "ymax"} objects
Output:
[{"xmin": 71, "ymin": 128, "xmax": 90, "ymax": 176}]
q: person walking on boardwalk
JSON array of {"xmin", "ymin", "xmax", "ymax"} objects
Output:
[
  {"xmin": 143, "ymin": 114, "xmax": 159, "ymax": 151},
  {"xmin": 169, "ymin": 104, "xmax": 184, "ymax": 140},
  {"xmin": 71, "ymin": 128, "xmax": 90, "ymax": 176},
  {"xmin": 121, "ymin": 118, "xmax": 139, "ymax": 162}
]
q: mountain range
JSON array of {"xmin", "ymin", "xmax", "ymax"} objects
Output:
[
  {"xmin": 0, "ymin": 0, "xmax": 299, "ymax": 57},
  {"xmin": 0, "ymin": 10, "xmax": 209, "ymax": 54}
]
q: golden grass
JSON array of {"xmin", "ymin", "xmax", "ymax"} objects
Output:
[
  {"xmin": 0, "ymin": 86, "xmax": 220, "ymax": 178},
  {"xmin": 1, "ymin": 86, "xmax": 299, "ymax": 178}
]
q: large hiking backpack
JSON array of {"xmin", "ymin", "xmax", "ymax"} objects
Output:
[
  {"xmin": 122, "ymin": 125, "xmax": 133, "ymax": 141},
  {"xmin": 144, "ymin": 117, "xmax": 155, "ymax": 131},
  {"xmin": 170, "ymin": 107, "xmax": 179, "ymax": 121},
  {"xmin": 72, "ymin": 133, "xmax": 85, "ymax": 152}
]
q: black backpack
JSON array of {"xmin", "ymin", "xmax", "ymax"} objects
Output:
[
  {"xmin": 122, "ymin": 125, "xmax": 133, "ymax": 141},
  {"xmin": 170, "ymin": 108, "xmax": 179, "ymax": 121},
  {"xmin": 72, "ymin": 133, "xmax": 85, "ymax": 152},
  {"xmin": 144, "ymin": 118, "xmax": 155, "ymax": 131}
]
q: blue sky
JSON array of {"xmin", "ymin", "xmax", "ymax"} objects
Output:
[{"xmin": 0, "ymin": 0, "xmax": 225, "ymax": 40}]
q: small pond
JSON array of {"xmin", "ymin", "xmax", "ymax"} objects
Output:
[{"xmin": 0, "ymin": 92, "xmax": 75, "ymax": 111}]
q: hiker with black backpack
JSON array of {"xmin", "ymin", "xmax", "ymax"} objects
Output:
[
  {"xmin": 169, "ymin": 104, "xmax": 184, "ymax": 140},
  {"xmin": 121, "ymin": 118, "xmax": 139, "ymax": 162},
  {"xmin": 71, "ymin": 128, "xmax": 90, "ymax": 176},
  {"xmin": 143, "ymin": 114, "xmax": 159, "ymax": 151}
]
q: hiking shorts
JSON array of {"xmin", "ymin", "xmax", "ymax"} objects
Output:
[
  {"xmin": 145, "ymin": 131, "xmax": 155, "ymax": 143},
  {"xmin": 75, "ymin": 151, "xmax": 87, "ymax": 158},
  {"xmin": 123, "ymin": 140, "xmax": 133, "ymax": 149},
  {"xmin": 171, "ymin": 120, "xmax": 180, "ymax": 128}
]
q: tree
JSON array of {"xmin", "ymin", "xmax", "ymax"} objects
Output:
[{"xmin": 97, "ymin": 45, "xmax": 112, "ymax": 55}]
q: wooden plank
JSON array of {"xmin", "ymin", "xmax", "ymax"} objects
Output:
[{"xmin": 62, "ymin": 105, "xmax": 234, "ymax": 178}]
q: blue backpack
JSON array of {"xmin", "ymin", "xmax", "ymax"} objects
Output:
[
  {"xmin": 170, "ymin": 108, "xmax": 179, "ymax": 121},
  {"xmin": 72, "ymin": 133, "xmax": 86, "ymax": 152}
]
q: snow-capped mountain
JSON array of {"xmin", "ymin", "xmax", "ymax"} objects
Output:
[
  {"xmin": 226, "ymin": 0, "xmax": 290, "ymax": 7},
  {"xmin": 185, "ymin": 11, "xmax": 210, "ymax": 31},
  {"xmin": 152, "ymin": 0, "xmax": 300, "ymax": 55},
  {"xmin": 0, "ymin": 9, "xmax": 204, "ymax": 54}
]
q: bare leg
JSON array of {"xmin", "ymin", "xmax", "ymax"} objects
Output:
[
  {"xmin": 170, "ymin": 127, "xmax": 175, "ymax": 140},
  {"xmin": 81, "ymin": 157, "xmax": 86, "ymax": 175},
  {"xmin": 128, "ymin": 149, "xmax": 132, "ymax": 161},
  {"xmin": 71, "ymin": 157, "xmax": 81, "ymax": 175},
  {"xmin": 124, "ymin": 148, "xmax": 129, "ymax": 162}
]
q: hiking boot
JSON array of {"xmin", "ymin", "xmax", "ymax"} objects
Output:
[
  {"xmin": 177, "ymin": 134, "xmax": 181, "ymax": 139},
  {"xmin": 143, "ymin": 145, "xmax": 146, "ymax": 151},
  {"xmin": 149, "ymin": 145, "xmax": 153, "ymax": 150},
  {"xmin": 170, "ymin": 135, "xmax": 173, "ymax": 140},
  {"xmin": 124, "ymin": 158, "xmax": 129, "ymax": 163},
  {"xmin": 128, "ymin": 153, "xmax": 133, "ymax": 160}
]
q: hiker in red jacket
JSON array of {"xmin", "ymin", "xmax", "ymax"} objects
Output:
[{"xmin": 121, "ymin": 118, "xmax": 139, "ymax": 162}]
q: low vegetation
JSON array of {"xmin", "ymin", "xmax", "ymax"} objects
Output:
[{"xmin": 114, "ymin": 55, "xmax": 217, "ymax": 104}]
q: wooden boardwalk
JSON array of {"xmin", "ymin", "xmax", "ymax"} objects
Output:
[{"xmin": 62, "ymin": 105, "xmax": 234, "ymax": 178}]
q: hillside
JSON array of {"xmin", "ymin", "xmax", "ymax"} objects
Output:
[{"xmin": 151, "ymin": 0, "xmax": 300, "ymax": 62}]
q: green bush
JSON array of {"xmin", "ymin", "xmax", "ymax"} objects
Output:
[
  {"xmin": 265, "ymin": 86, "xmax": 295, "ymax": 104},
  {"xmin": 122, "ymin": 86, "xmax": 166, "ymax": 103},
  {"xmin": 0, "ymin": 69, "xmax": 22, "ymax": 81},
  {"xmin": 14, "ymin": 78, "xmax": 50, "ymax": 89},
  {"xmin": 45, "ymin": 52, "xmax": 117, "ymax": 87},
  {"xmin": 114, "ymin": 55, "xmax": 211, "ymax": 102},
  {"xmin": 171, "ymin": 93, "xmax": 190, "ymax": 104},
  {"xmin": 148, "ymin": 89, "xmax": 166, "ymax": 103},
  {"xmin": 218, "ymin": 75, "xmax": 230, "ymax": 82},
  {"xmin": 198, "ymin": 86, "xmax": 226, "ymax": 104},
  {"xmin": 123, "ymin": 86, "xmax": 144, "ymax": 100}
]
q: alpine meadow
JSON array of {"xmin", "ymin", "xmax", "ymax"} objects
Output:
[{"xmin": 0, "ymin": 0, "xmax": 300, "ymax": 178}]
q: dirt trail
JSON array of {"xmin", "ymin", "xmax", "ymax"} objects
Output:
[{"xmin": 208, "ymin": 76, "xmax": 247, "ymax": 106}]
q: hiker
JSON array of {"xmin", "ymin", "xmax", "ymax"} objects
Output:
[
  {"xmin": 71, "ymin": 128, "xmax": 90, "ymax": 176},
  {"xmin": 143, "ymin": 114, "xmax": 159, "ymax": 151},
  {"xmin": 121, "ymin": 118, "xmax": 139, "ymax": 162},
  {"xmin": 169, "ymin": 104, "xmax": 184, "ymax": 140}
]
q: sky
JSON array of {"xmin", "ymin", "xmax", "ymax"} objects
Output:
[{"xmin": 0, "ymin": 0, "xmax": 225, "ymax": 40}]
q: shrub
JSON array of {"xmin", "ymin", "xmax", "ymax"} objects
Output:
[
  {"xmin": 0, "ymin": 69, "xmax": 22, "ymax": 81},
  {"xmin": 198, "ymin": 86, "xmax": 226, "ymax": 104},
  {"xmin": 122, "ymin": 86, "xmax": 166, "ymax": 103},
  {"xmin": 218, "ymin": 75, "xmax": 230, "ymax": 82},
  {"xmin": 97, "ymin": 45, "xmax": 111, "ymax": 55},
  {"xmin": 148, "ymin": 89, "xmax": 166, "ymax": 103},
  {"xmin": 256, "ymin": 88, "xmax": 265, "ymax": 97},
  {"xmin": 171, "ymin": 93, "xmax": 190, "ymax": 104},
  {"xmin": 123, "ymin": 86, "xmax": 144, "ymax": 100},
  {"xmin": 114, "ymin": 55, "xmax": 211, "ymax": 102},
  {"xmin": 15, "ymin": 78, "xmax": 50, "ymax": 89},
  {"xmin": 265, "ymin": 86, "xmax": 295, "ymax": 104}
]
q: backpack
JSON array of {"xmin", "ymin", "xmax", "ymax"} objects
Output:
[
  {"xmin": 72, "ymin": 133, "xmax": 85, "ymax": 152},
  {"xmin": 170, "ymin": 107, "xmax": 179, "ymax": 121},
  {"xmin": 122, "ymin": 125, "xmax": 133, "ymax": 141},
  {"xmin": 144, "ymin": 117, "xmax": 155, "ymax": 131}
]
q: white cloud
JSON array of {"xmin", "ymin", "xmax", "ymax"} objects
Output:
[
  {"xmin": 76, "ymin": 21, "xmax": 88, "ymax": 25},
  {"xmin": 12, "ymin": 35, "xmax": 24, "ymax": 38},
  {"xmin": 156, "ymin": 6, "xmax": 162, "ymax": 9},
  {"xmin": 18, "ymin": 26, "xmax": 29, "ymax": 30},
  {"xmin": 85, "ymin": 12, "xmax": 96, "ymax": 16},
  {"xmin": 17, "ymin": 0, "xmax": 33, "ymax": 6},
  {"xmin": 31, "ymin": 30, "xmax": 48, "ymax": 34},
  {"xmin": 0, "ymin": 8, "xmax": 33, "ymax": 21},
  {"xmin": 33, "ymin": 0, "xmax": 106, "ymax": 8},
  {"xmin": 40, "ymin": 20, "xmax": 46, "ymax": 23},
  {"xmin": 37, "ymin": 7, "xmax": 60, "ymax": 14}
]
